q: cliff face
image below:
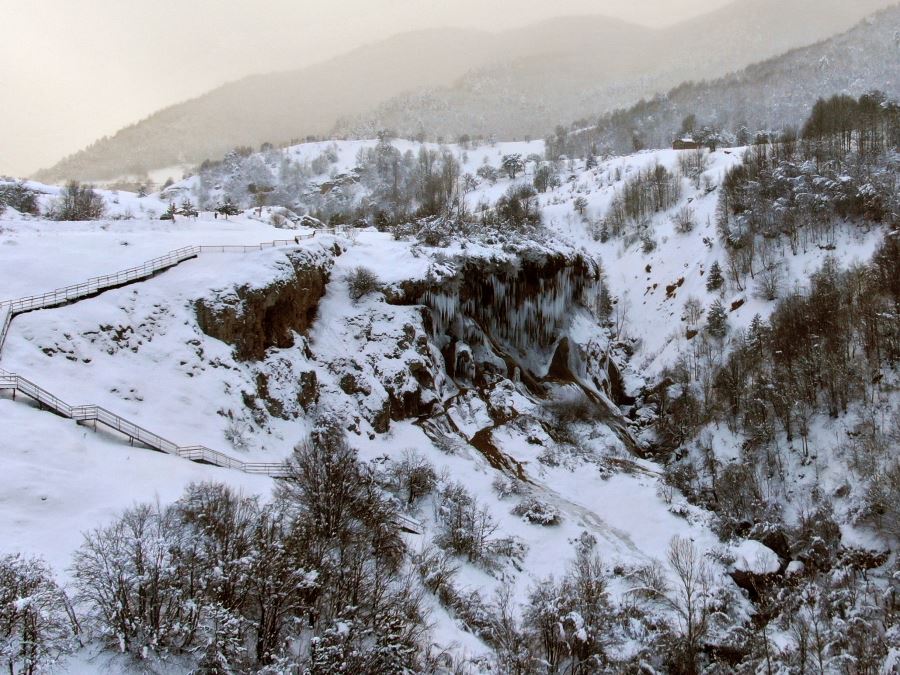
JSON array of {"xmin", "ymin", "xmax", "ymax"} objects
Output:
[
  {"xmin": 190, "ymin": 242, "xmax": 639, "ymax": 459},
  {"xmin": 194, "ymin": 246, "xmax": 340, "ymax": 361},
  {"xmin": 388, "ymin": 249, "xmax": 601, "ymax": 387}
]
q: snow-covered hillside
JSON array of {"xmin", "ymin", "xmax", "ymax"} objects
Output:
[{"xmin": 1, "ymin": 132, "xmax": 897, "ymax": 672}]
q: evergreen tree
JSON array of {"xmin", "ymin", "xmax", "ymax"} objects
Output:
[
  {"xmin": 216, "ymin": 197, "xmax": 241, "ymax": 219},
  {"xmin": 706, "ymin": 261, "xmax": 725, "ymax": 292},
  {"xmin": 179, "ymin": 198, "xmax": 199, "ymax": 218},
  {"xmin": 161, "ymin": 201, "xmax": 178, "ymax": 221},
  {"xmin": 706, "ymin": 299, "xmax": 729, "ymax": 338}
]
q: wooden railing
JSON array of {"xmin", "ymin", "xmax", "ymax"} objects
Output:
[
  {"xmin": 0, "ymin": 371, "xmax": 291, "ymax": 477},
  {"xmin": 0, "ymin": 230, "xmax": 426, "ymax": 532},
  {"xmin": 0, "ymin": 236, "xmax": 315, "ymax": 317},
  {"xmin": 0, "ymin": 237, "xmax": 318, "ymax": 478},
  {"xmin": 0, "ymin": 307, "xmax": 11, "ymax": 351}
]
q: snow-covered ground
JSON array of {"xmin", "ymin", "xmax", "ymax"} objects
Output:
[{"xmin": 0, "ymin": 137, "xmax": 891, "ymax": 670}]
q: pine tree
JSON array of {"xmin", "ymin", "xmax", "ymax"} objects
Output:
[
  {"xmin": 216, "ymin": 197, "xmax": 241, "ymax": 219},
  {"xmin": 161, "ymin": 201, "xmax": 178, "ymax": 221},
  {"xmin": 179, "ymin": 198, "xmax": 199, "ymax": 218},
  {"xmin": 706, "ymin": 261, "xmax": 725, "ymax": 292},
  {"xmin": 706, "ymin": 300, "xmax": 729, "ymax": 338},
  {"xmin": 747, "ymin": 313, "xmax": 769, "ymax": 351}
]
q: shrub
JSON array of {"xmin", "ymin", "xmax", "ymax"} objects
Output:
[
  {"xmin": 492, "ymin": 475, "xmax": 527, "ymax": 499},
  {"xmin": 488, "ymin": 184, "xmax": 541, "ymax": 231},
  {"xmin": 50, "ymin": 181, "xmax": 105, "ymax": 220},
  {"xmin": 476, "ymin": 164, "xmax": 499, "ymax": 185},
  {"xmin": 0, "ymin": 181, "xmax": 40, "ymax": 215},
  {"xmin": 434, "ymin": 482, "xmax": 497, "ymax": 563},
  {"xmin": 513, "ymin": 497, "xmax": 561, "ymax": 526},
  {"xmin": 673, "ymin": 206, "xmax": 695, "ymax": 234},
  {"xmin": 388, "ymin": 450, "xmax": 437, "ymax": 505},
  {"xmin": 543, "ymin": 390, "xmax": 600, "ymax": 423},
  {"xmin": 346, "ymin": 266, "xmax": 381, "ymax": 300}
]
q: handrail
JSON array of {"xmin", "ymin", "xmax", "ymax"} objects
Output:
[
  {"xmin": 0, "ymin": 235, "xmax": 317, "ymax": 316},
  {"xmin": 0, "ymin": 235, "xmax": 322, "ymax": 479},
  {"xmin": 0, "ymin": 307, "xmax": 11, "ymax": 351},
  {"xmin": 1, "ymin": 372, "xmax": 289, "ymax": 477}
]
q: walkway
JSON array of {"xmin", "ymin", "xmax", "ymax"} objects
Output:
[{"xmin": 0, "ymin": 237, "xmax": 310, "ymax": 477}]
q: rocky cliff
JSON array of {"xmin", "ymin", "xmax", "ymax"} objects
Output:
[{"xmin": 194, "ymin": 245, "xmax": 341, "ymax": 361}]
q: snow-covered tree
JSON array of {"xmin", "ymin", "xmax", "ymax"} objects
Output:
[
  {"xmin": 706, "ymin": 299, "xmax": 729, "ymax": 338},
  {"xmin": 706, "ymin": 261, "xmax": 725, "ymax": 292},
  {"xmin": 501, "ymin": 154, "xmax": 525, "ymax": 179},
  {"xmin": 216, "ymin": 197, "xmax": 241, "ymax": 219},
  {"xmin": 0, "ymin": 554, "xmax": 75, "ymax": 675}
]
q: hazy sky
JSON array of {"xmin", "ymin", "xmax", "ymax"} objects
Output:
[{"xmin": 0, "ymin": 0, "xmax": 732, "ymax": 177}]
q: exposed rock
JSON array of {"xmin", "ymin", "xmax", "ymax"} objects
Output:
[
  {"xmin": 195, "ymin": 247, "xmax": 338, "ymax": 361},
  {"xmin": 605, "ymin": 356, "xmax": 636, "ymax": 406},
  {"xmin": 340, "ymin": 372, "xmax": 371, "ymax": 396},
  {"xmin": 298, "ymin": 371, "xmax": 319, "ymax": 408},
  {"xmin": 254, "ymin": 369, "xmax": 320, "ymax": 418},
  {"xmin": 388, "ymin": 247, "xmax": 600, "ymax": 382}
]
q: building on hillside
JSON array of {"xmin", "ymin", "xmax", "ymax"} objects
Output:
[{"xmin": 673, "ymin": 137, "xmax": 701, "ymax": 150}]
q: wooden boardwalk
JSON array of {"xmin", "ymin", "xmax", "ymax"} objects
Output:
[{"xmin": 0, "ymin": 237, "xmax": 310, "ymax": 478}]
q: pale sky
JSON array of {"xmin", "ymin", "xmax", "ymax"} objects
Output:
[{"xmin": 0, "ymin": 0, "xmax": 731, "ymax": 177}]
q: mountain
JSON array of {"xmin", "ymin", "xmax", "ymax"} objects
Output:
[
  {"xmin": 552, "ymin": 4, "xmax": 900, "ymax": 156},
  {"xmin": 334, "ymin": 0, "xmax": 899, "ymax": 140},
  {"xmin": 5, "ymin": 109, "xmax": 898, "ymax": 670},
  {"xmin": 35, "ymin": 0, "xmax": 897, "ymax": 182}
]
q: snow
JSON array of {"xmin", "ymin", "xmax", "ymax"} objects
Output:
[
  {"xmin": 0, "ymin": 398, "xmax": 272, "ymax": 577},
  {"xmin": 731, "ymin": 539, "xmax": 781, "ymax": 575},
  {"xmin": 1, "ymin": 136, "xmax": 892, "ymax": 670},
  {"xmin": 785, "ymin": 560, "xmax": 805, "ymax": 576}
]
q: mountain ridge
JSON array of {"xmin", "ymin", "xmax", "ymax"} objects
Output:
[{"xmin": 35, "ymin": 0, "xmax": 897, "ymax": 182}]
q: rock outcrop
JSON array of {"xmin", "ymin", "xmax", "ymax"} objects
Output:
[
  {"xmin": 387, "ymin": 247, "xmax": 601, "ymax": 387},
  {"xmin": 195, "ymin": 247, "xmax": 338, "ymax": 361}
]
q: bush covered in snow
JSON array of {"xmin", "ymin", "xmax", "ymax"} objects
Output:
[
  {"xmin": 346, "ymin": 265, "xmax": 381, "ymax": 300},
  {"xmin": 0, "ymin": 181, "xmax": 40, "ymax": 216},
  {"xmin": 49, "ymin": 181, "xmax": 105, "ymax": 221},
  {"xmin": 434, "ymin": 481, "xmax": 497, "ymax": 564},
  {"xmin": 512, "ymin": 497, "xmax": 562, "ymax": 526}
]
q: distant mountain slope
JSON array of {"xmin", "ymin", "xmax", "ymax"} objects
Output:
[
  {"xmin": 334, "ymin": 0, "xmax": 898, "ymax": 141},
  {"xmin": 36, "ymin": 0, "xmax": 896, "ymax": 182},
  {"xmin": 554, "ymin": 5, "xmax": 900, "ymax": 156}
]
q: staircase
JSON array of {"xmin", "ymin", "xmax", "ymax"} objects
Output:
[
  {"xmin": 0, "ymin": 237, "xmax": 311, "ymax": 478},
  {"xmin": 0, "ymin": 372, "xmax": 290, "ymax": 476}
]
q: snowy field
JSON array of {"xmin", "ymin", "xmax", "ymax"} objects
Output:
[{"xmin": 0, "ymin": 136, "xmax": 890, "ymax": 671}]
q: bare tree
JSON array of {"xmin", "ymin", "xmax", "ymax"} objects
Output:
[
  {"xmin": 50, "ymin": 181, "xmax": 105, "ymax": 221},
  {"xmin": 0, "ymin": 555, "xmax": 76, "ymax": 675},
  {"xmin": 665, "ymin": 536, "xmax": 713, "ymax": 673}
]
